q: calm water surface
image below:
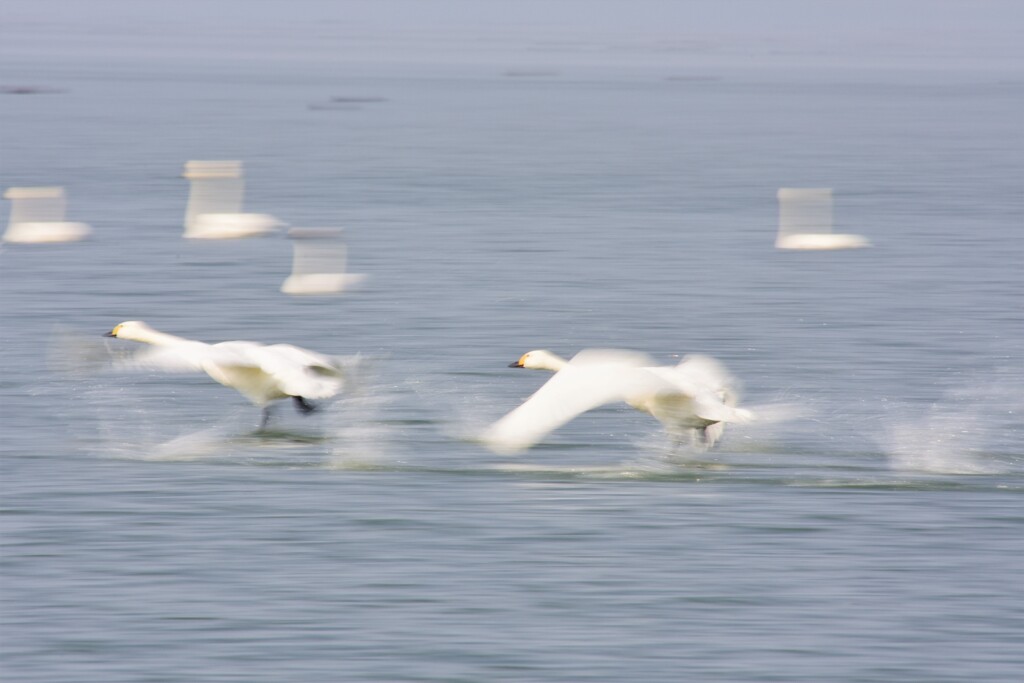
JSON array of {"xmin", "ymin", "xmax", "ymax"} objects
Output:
[{"xmin": 1, "ymin": 45, "xmax": 1022, "ymax": 682}]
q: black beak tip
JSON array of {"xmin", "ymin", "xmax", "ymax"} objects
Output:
[
  {"xmin": 103, "ymin": 331, "xmax": 116, "ymax": 337},
  {"xmin": 508, "ymin": 361, "xmax": 522, "ymax": 368}
]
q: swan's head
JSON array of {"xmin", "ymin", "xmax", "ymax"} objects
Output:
[
  {"xmin": 509, "ymin": 350, "xmax": 567, "ymax": 372},
  {"xmin": 105, "ymin": 321, "xmax": 155, "ymax": 342}
]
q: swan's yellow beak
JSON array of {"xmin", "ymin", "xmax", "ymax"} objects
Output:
[
  {"xmin": 104, "ymin": 324, "xmax": 121, "ymax": 338},
  {"xmin": 509, "ymin": 353, "xmax": 528, "ymax": 368}
]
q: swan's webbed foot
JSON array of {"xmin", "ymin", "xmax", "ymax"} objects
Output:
[{"xmin": 293, "ymin": 396, "xmax": 317, "ymax": 415}]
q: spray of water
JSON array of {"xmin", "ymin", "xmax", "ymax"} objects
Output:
[
  {"xmin": 882, "ymin": 371, "xmax": 1023, "ymax": 475},
  {"xmin": 325, "ymin": 375, "xmax": 399, "ymax": 469}
]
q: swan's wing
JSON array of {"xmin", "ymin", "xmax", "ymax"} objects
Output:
[
  {"xmin": 248, "ymin": 343, "xmax": 347, "ymax": 399},
  {"xmin": 261, "ymin": 344, "xmax": 343, "ymax": 371},
  {"xmin": 482, "ymin": 363, "xmax": 672, "ymax": 454},
  {"xmin": 675, "ymin": 354, "xmax": 736, "ymax": 397},
  {"xmin": 113, "ymin": 340, "xmax": 248, "ymax": 374},
  {"xmin": 569, "ymin": 348, "xmax": 656, "ymax": 368},
  {"xmin": 650, "ymin": 357, "xmax": 751, "ymax": 424}
]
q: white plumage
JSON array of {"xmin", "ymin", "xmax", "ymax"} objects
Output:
[
  {"xmin": 482, "ymin": 349, "xmax": 752, "ymax": 454},
  {"xmin": 105, "ymin": 321, "xmax": 353, "ymax": 426}
]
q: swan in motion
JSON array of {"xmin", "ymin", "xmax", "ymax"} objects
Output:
[
  {"xmin": 482, "ymin": 349, "xmax": 753, "ymax": 454},
  {"xmin": 105, "ymin": 321, "xmax": 354, "ymax": 427}
]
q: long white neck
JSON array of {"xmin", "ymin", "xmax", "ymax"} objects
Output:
[
  {"xmin": 526, "ymin": 350, "xmax": 569, "ymax": 372},
  {"xmin": 118, "ymin": 322, "xmax": 190, "ymax": 346},
  {"xmin": 140, "ymin": 329, "xmax": 190, "ymax": 346}
]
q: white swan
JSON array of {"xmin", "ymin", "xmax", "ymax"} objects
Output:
[
  {"xmin": 775, "ymin": 188, "xmax": 870, "ymax": 250},
  {"xmin": 181, "ymin": 161, "xmax": 281, "ymax": 239},
  {"xmin": 3, "ymin": 186, "xmax": 92, "ymax": 243},
  {"xmin": 105, "ymin": 321, "xmax": 353, "ymax": 427},
  {"xmin": 482, "ymin": 349, "xmax": 753, "ymax": 454}
]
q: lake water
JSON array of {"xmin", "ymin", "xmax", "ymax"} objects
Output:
[{"xmin": 1, "ymin": 30, "xmax": 1023, "ymax": 683}]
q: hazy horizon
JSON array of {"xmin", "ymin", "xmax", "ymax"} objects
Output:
[{"xmin": 3, "ymin": 0, "xmax": 1022, "ymax": 72}]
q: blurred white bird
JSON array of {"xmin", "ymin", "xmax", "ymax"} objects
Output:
[
  {"xmin": 482, "ymin": 349, "xmax": 753, "ymax": 454},
  {"xmin": 105, "ymin": 321, "xmax": 354, "ymax": 428}
]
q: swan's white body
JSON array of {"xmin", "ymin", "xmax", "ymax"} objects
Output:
[
  {"xmin": 105, "ymin": 321, "xmax": 351, "ymax": 424},
  {"xmin": 3, "ymin": 221, "xmax": 92, "ymax": 243},
  {"xmin": 775, "ymin": 233, "xmax": 870, "ymax": 250},
  {"xmin": 482, "ymin": 349, "xmax": 752, "ymax": 454},
  {"xmin": 185, "ymin": 212, "xmax": 281, "ymax": 240}
]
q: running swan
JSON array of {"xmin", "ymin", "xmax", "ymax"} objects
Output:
[
  {"xmin": 482, "ymin": 349, "xmax": 753, "ymax": 453},
  {"xmin": 105, "ymin": 321, "xmax": 353, "ymax": 427}
]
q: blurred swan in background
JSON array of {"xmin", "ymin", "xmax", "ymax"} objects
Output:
[
  {"xmin": 3, "ymin": 186, "xmax": 91, "ymax": 243},
  {"xmin": 105, "ymin": 321, "xmax": 355, "ymax": 427},
  {"xmin": 181, "ymin": 161, "xmax": 281, "ymax": 239},
  {"xmin": 280, "ymin": 227, "xmax": 367, "ymax": 295},
  {"xmin": 482, "ymin": 349, "xmax": 753, "ymax": 454},
  {"xmin": 775, "ymin": 187, "xmax": 870, "ymax": 250}
]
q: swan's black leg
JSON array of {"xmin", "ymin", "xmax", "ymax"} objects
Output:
[
  {"xmin": 293, "ymin": 396, "xmax": 317, "ymax": 415},
  {"xmin": 260, "ymin": 407, "xmax": 272, "ymax": 430}
]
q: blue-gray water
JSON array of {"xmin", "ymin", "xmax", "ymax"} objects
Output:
[{"xmin": 2, "ymin": 34, "xmax": 1023, "ymax": 683}]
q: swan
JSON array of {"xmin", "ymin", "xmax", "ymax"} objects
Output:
[
  {"xmin": 181, "ymin": 161, "xmax": 281, "ymax": 239},
  {"xmin": 104, "ymin": 321, "xmax": 354, "ymax": 427},
  {"xmin": 3, "ymin": 186, "xmax": 92, "ymax": 243},
  {"xmin": 775, "ymin": 187, "xmax": 870, "ymax": 250},
  {"xmin": 481, "ymin": 349, "xmax": 753, "ymax": 454}
]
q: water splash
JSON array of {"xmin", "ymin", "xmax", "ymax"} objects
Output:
[
  {"xmin": 144, "ymin": 424, "xmax": 237, "ymax": 461},
  {"xmin": 883, "ymin": 371, "xmax": 1023, "ymax": 475},
  {"xmin": 325, "ymin": 378, "xmax": 399, "ymax": 469}
]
